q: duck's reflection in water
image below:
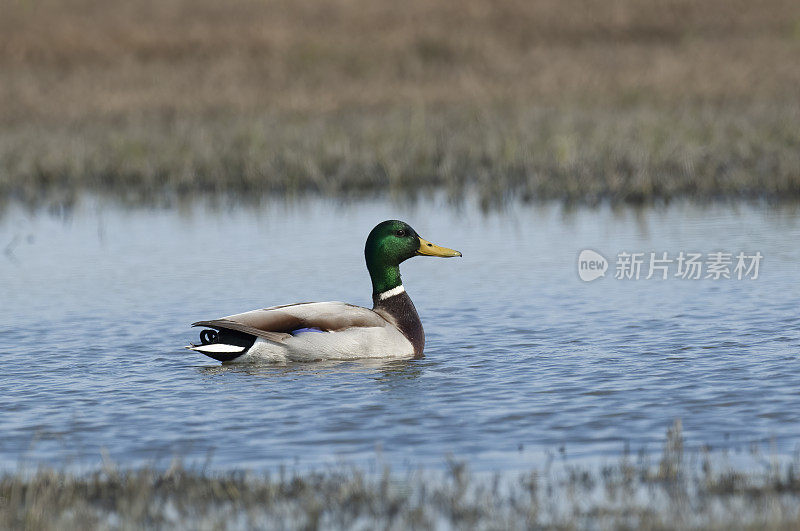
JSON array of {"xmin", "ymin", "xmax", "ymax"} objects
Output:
[{"xmin": 196, "ymin": 357, "xmax": 423, "ymax": 385}]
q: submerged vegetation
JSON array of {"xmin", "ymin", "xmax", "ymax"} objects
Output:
[
  {"xmin": 2, "ymin": 0, "xmax": 800, "ymax": 205},
  {"xmin": 3, "ymin": 422, "xmax": 800, "ymax": 529}
]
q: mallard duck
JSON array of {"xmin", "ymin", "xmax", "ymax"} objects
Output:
[{"xmin": 187, "ymin": 220, "xmax": 461, "ymax": 363}]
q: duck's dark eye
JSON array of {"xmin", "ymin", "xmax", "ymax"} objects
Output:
[{"xmin": 395, "ymin": 229, "xmax": 407, "ymax": 237}]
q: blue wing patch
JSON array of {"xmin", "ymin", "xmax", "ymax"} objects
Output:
[{"xmin": 290, "ymin": 327, "xmax": 325, "ymax": 335}]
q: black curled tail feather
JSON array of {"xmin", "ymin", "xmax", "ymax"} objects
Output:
[
  {"xmin": 200, "ymin": 329, "xmax": 218, "ymax": 345},
  {"xmin": 199, "ymin": 328, "xmax": 257, "ymax": 350}
]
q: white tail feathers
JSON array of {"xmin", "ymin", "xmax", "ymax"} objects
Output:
[{"xmin": 186, "ymin": 343, "xmax": 247, "ymax": 355}]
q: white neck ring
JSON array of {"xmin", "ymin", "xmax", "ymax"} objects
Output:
[{"xmin": 378, "ymin": 285, "xmax": 405, "ymax": 300}]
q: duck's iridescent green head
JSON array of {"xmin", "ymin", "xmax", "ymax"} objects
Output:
[{"xmin": 364, "ymin": 220, "xmax": 461, "ymax": 295}]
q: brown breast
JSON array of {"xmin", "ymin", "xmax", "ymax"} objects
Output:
[{"xmin": 372, "ymin": 290, "xmax": 425, "ymax": 358}]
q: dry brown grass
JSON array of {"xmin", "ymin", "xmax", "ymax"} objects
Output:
[{"xmin": 1, "ymin": 0, "xmax": 800, "ymax": 203}]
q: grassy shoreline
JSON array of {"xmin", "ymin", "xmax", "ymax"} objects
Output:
[
  {"xmin": 3, "ymin": 424, "xmax": 800, "ymax": 529},
  {"xmin": 3, "ymin": 103, "xmax": 800, "ymax": 207}
]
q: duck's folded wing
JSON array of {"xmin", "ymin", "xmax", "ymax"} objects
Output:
[{"xmin": 192, "ymin": 301, "xmax": 387, "ymax": 343}]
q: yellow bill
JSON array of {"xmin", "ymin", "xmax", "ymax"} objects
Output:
[{"xmin": 417, "ymin": 237, "xmax": 462, "ymax": 257}]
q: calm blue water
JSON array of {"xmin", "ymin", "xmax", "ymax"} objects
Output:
[{"xmin": 1, "ymin": 197, "xmax": 799, "ymax": 472}]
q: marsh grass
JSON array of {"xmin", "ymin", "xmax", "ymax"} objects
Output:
[
  {"xmin": 1, "ymin": 0, "xmax": 800, "ymax": 205},
  {"xmin": 3, "ymin": 104, "xmax": 800, "ymax": 208},
  {"xmin": 3, "ymin": 422, "xmax": 800, "ymax": 530}
]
